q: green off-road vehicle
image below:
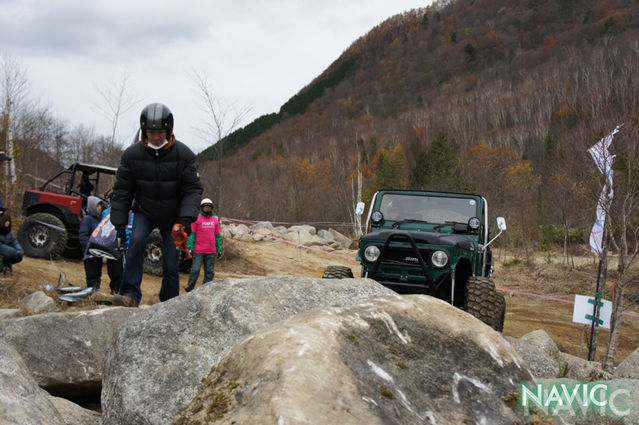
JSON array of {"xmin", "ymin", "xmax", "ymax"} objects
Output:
[{"xmin": 324, "ymin": 189, "xmax": 507, "ymax": 331}]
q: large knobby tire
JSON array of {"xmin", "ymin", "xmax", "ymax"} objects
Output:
[
  {"xmin": 18, "ymin": 213, "xmax": 68, "ymax": 259},
  {"xmin": 322, "ymin": 265, "xmax": 354, "ymax": 279},
  {"xmin": 464, "ymin": 276, "xmax": 506, "ymax": 332},
  {"xmin": 62, "ymin": 238, "xmax": 83, "ymax": 259},
  {"xmin": 143, "ymin": 230, "xmax": 192, "ymax": 276},
  {"xmin": 143, "ymin": 230, "xmax": 163, "ymax": 276}
]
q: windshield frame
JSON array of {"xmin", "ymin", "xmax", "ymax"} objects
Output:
[{"xmin": 373, "ymin": 192, "xmax": 481, "ymax": 228}]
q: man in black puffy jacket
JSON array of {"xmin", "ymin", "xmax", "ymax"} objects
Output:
[{"xmin": 110, "ymin": 103, "xmax": 202, "ymax": 306}]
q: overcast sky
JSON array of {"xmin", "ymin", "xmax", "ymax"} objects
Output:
[{"xmin": 1, "ymin": 0, "xmax": 431, "ymax": 154}]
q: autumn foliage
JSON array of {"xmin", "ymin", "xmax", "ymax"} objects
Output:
[{"xmin": 193, "ymin": 0, "xmax": 639, "ymax": 254}]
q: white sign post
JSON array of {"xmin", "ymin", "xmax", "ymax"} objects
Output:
[{"xmin": 573, "ymin": 294, "xmax": 612, "ymax": 329}]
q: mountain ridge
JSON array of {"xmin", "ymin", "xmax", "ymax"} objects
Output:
[{"xmin": 195, "ymin": 0, "xmax": 639, "ymax": 246}]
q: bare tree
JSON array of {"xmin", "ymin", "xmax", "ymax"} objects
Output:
[
  {"xmin": 93, "ymin": 72, "xmax": 140, "ymax": 148},
  {"xmin": 350, "ymin": 135, "xmax": 364, "ymax": 237},
  {"xmin": 1, "ymin": 55, "xmax": 30, "ymax": 207},
  {"xmin": 602, "ymin": 124, "xmax": 639, "ymax": 370},
  {"xmin": 191, "ymin": 69, "xmax": 250, "ymax": 209}
]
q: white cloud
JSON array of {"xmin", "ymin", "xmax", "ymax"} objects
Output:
[{"xmin": 2, "ymin": 0, "xmax": 431, "ymax": 154}]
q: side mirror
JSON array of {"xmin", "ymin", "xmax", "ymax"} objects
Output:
[
  {"xmin": 485, "ymin": 217, "xmax": 507, "ymax": 248},
  {"xmin": 355, "ymin": 202, "xmax": 365, "ymax": 216}
]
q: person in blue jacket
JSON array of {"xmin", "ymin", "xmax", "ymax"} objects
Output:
[
  {"xmin": 79, "ymin": 196, "xmax": 122, "ymax": 293},
  {"xmin": 0, "ymin": 214, "xmax": 23, "ymax": 277}
]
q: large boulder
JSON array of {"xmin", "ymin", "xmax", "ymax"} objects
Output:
[
  {"xmin": 250, "ymin": 222, "xmax": 274, "ymax": 241},
  {"xmin": 0, "ymin": 339, "xmax": 65, "ymax": 425},
  {"xmin": 283, "ymin": 227, "xmax": 326, "ymax": 246},
  {"xmin": 0, "ymin": 307, "xmax": 138, "ymax": 396},
  {"xmin": 509, "ymin": 329, "xmax": 561, "ymax": 378},
  {"xmin": 250, "ymin": 221, "xmax": 274, "ymax": 233},
  {"xmin": 559, "ymin": 352, "xmax": 612, "ymax": 381},
  {"xmin": 328, "ymin": 227, "xmax": 355, "ymax": 249},
  {"xmin": 317, "ymin": 229, "xmax": 335, "ymax": 242},
  {"xmin": 288, "ymin": 224, "xmax": 317, "ymax": 235},
  {"xmin": 616, "ymin": 348, "xmax": 639, "ymax": 379},
  {"xmin": 229, "ymin": 223, "xmax": 252, "ymax": 241},
  {"xmin": 220, "ymin": 224, "xmax": 232, "ymax": 240},
  {"xmin": 172, "ymin": 295, "xmax": 533, "ymax": 425},
  {"xmin": 273, "ymin": 225, "xmax": 289, "ymax": 237},
  {"xmin": 101, "ymin": 276, "xmax": 395, "ymax": 425}
]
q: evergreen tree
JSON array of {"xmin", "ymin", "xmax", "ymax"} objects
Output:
[
  {"xmin": 409, "ymin": 130, "xmax": 462, "ymax": 190},
  {"xmin": 376, "ymin": 143, "xmax": 406, "ymax": 189}
]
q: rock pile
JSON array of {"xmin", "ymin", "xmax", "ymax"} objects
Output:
[
  {"xmin": 224, "ymin": 221, "xmax": 358, "ymax": 251},
  {"xmin": 1, "ymin": 281, "xmax": 638, "ymax": 424}
]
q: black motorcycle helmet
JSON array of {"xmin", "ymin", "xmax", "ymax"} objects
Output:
[{"xmin": 140, "ymin": 103, "xmax": 173, "ymax": 140}]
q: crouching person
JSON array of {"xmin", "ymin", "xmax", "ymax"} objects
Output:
[{"xmin": 0, "ymin": 214, "xmax": 23, "ymax": 276}]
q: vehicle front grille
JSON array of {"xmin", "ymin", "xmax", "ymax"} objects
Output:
[{"xmin": 377, "ymin": 247, "xmax": 431, "ymax": 266}]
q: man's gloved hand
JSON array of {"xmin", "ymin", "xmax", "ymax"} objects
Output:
[
  {"xmin": 217, "ymin": 251, "xmax": 223, "ymax": 259},
  {"xmin": 179, "ymin": 218, "xmax": 192, "ymax": 235},
  {"xmin": 116, "ymin": 226, "xmax": 127, "ymax": 249}
]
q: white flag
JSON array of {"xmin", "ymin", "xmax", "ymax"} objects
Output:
[
  {"xmin": 588, "ymin": 125, "xmax": 620, "ymax": 172},
  {"xmin": 589, "ymin": 185, "xmax": 607, "ymax": 254},
  {"xmin": 588, "ymin": 125, "xmax": 621, "ymax": 254}
]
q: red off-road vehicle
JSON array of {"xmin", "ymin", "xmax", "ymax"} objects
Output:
[
  {"xmin": 18, "ymin": 163, "xmax": 117, "ymax": 259},
  {"xmin": 17, "ymin": 162, "xmax": 186, "ymax": 275}
]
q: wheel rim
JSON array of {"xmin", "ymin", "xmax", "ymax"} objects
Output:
[
  {"xmin": 145, "ymin": 242, "xmax": 162, "ymax": 266},
  {"xmin": 28, "ymin": 225, "xmax": 50, "ymax": 248}
]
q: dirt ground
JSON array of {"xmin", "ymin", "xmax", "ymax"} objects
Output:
[{"xmin": 1, "ymin": 239, "xmax": 637, "ymax": 365}]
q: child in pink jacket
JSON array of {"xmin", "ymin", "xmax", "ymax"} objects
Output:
[{"xmin": 185, "ymin": 198, "xmax": 222, "ymax": 292}]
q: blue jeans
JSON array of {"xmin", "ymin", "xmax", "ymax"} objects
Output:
[
  {"xmin": 119, "ymin": 213, "xmax": 179, "ymax": 303},
  {"xmin": 186, "ymin": 253, "xmax": 216, "ymax": 289}
]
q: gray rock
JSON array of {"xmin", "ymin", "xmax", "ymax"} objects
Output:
[
  {"xmin": 220, "ymin": 224, "xmax": 232, "ymax": 240},
  {"xmin": 251, "ymin": 224, "xmax": 275, "ymax": 241},
  {"xmin": 559, "ymin": 352, "xmax": 613, "ymax": 381},
  {"xmin": 0, "ymin": 338, "xmax": 65, "ymax": 425},
  {"xmin": 273, "ymin": 225, "xmax": 288, "ymax": 237},
  {"xmin": 0, "ymin": 308, "xmax": 21, "ymax": 320},
  {"xmin": 616, "ymin": 348, "xmax": 639, "ymax": 379},
  {"xmin": 249, "ymin": 221, "xmax": 274, "ymax": 233},
  {"xmin": 329, "ymin": 227, "xmax": 355, "ymax": 249},
  {"xmin": 288, "ymin": 224, "xmax": 317, "ymax": 235},
  {"xmin": 102, "ymin": 276, "xmax": 395, "ymax": 425},
  {"xmin": 283, "ymin": 229, "xmax": 326, "ymax": 246},
  {"xmin": 0, "ymin": 307, "xmax": 138, "ymax": 396},
  {"xmin": 510, "ymin": 329, "xmax": 561, "ymax": 378},
  {"xmin": 229, "ymin": 223, "xmax": 250, "ymax": 240},
  {"xmin": 49, "ymin": 396, "xmax": 101, "ymax": 425},
  {"xmin": 172, "ymin": 295, "xmax": 533, "ymax": 425},
  {"xmin": 317, "ymin": 229, "xmax": 335, "ymax": 241},
  {"xmin": 19, "ymin": 290, "xmax": 60, "ymax": 315}
]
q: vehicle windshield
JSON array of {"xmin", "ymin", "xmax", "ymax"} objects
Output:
[{"xmin": 378, "ymin": 193, "xmax": 479, "ymax": 224}]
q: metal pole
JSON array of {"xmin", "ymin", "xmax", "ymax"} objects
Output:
[
  {"xmin": 588, "ymin": 252, "xmax": 605, "ymax": 360},
  {"xmin": 588, "ymin": 196, "xmax": 609, "ymax": 361}
]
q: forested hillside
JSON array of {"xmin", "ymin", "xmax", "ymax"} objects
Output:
[{"xmin": 197, "ymin": 0, "xmax": 639, "ymax": 251}]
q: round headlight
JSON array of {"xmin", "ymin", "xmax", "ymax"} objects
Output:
[
  {"xmin": 371, "ymin": 211, "xmax": 383, "ymax": 224},
  {"xmin": 468, "ymin": 217, "xmax": 481, "ymax": 230},
  {"xmin": 364, "ymin": 245, "xmax": 381, "ymax": 262},
  {"xmin": 431, "ymin": 250, "xmax": 449, "ymax": 268}
]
